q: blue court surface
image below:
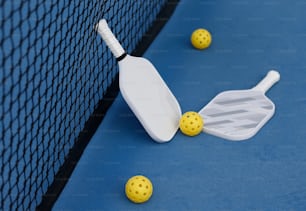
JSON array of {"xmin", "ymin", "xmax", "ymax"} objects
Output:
[{"xmin": 53, "ymin": 0, "xmax": 306, "ymax": 210}]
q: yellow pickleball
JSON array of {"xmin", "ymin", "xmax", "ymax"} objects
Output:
[
  {"xmin": 191, "ymin": 28, "xmax": 212, "ymax": 50},
  {"xmin": 125, "ymin": 175, "xmax": 153, "ymax": 203},
  {"xmin": 179, "ymin": 111, "xmax": 204, "ymax": 136}
]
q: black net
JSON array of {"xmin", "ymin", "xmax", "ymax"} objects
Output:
[{"xmin": 0, "ymin": 0, "xmax": 179, "ymax": 210}]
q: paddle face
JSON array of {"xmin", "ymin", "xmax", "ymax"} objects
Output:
[
  {"xmin": 199, "ymin": 89, "xmax": 275, "ymax": 141},
  {"xmin": 119, "ymin": 55, "xmax": 181, "ymax": 142}
]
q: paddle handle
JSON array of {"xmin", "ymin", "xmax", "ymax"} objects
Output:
[
  {"xmin": 96, "ymin": 19, "xmax": 125, "ymax": 58},
  {"xmin": 252, "ymin": 70, "xmax": 280, "ymax": 93}
]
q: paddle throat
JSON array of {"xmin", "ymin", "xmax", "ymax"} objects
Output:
[{"xmin": 117, "ymin": 53, "xmax": 127, "ymax": 61}]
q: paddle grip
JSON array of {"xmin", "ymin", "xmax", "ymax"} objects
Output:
[
  {"xmin": 252, "ymin": 70, "xmax": 280, "ymax": 93},
  {"xmin": 96, "ymin": 19, "xmax": 125, "ymax": 58}
]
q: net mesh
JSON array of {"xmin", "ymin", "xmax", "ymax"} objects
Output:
[{"xmin": 0, "ymin": 0, "xmax": 177, "ymax": 210}]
